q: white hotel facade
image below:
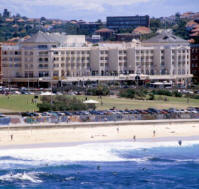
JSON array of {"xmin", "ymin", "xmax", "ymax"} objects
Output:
[{"xmin": 1, "ymin": 30, "xmax": 192, "ymax": 86}]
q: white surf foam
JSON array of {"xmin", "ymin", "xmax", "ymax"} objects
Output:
[
  {"xmin": 0, "ymin": 140, "xmax": 198, "ymax": 166},
  {"xmin": 0, "ymin": 172, "xmax": 42, "ymax": 183}
]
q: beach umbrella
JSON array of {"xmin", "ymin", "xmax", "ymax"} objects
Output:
[
  {"xmin": 40, "ymin": 92, "xmax": 55, "ymax": 96},
  {"xmin": 83, "ymin": 99, "xmax": 99, "ymax": 104}
]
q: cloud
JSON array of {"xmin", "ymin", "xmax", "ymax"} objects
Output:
[{"xmin": 1, "ymin": 0, "xmax": 151, "ymax": 13}]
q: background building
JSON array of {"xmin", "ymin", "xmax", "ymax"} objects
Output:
[
  {"xmin": 95, "ymin": 28, "xmax": 115, "ymax": 40},
  {"xmin": 106, "ymin": 15, "xmax": 150, "ymax": 30},
  {"xmin": 0, "ymin": 43, "xmax": 2, "ymax": 84},
  {"xmin": 191, "ymin": 44, "xmax": 199, "ymax": 82}
]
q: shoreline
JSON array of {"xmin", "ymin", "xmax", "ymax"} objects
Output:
[
  {"xmin": 1, "ymin": 135, "xmax": 199, "ymax": 150},
  {"xmin": 0, "ymin": 119, "xmax": 199, "ymax": 149}
]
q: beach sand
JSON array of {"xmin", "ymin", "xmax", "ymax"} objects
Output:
[{"xmin": 0, "ymin": 120, "xmax": 199, "ymax": 148}]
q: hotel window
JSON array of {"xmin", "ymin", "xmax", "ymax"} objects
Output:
[
  {"xmin": 39, "ymin": 71, "xmax": 49, "ymax": 77},
  {"xmin": 38, "ymin": 45, "xmax": 48, "ymax": 49},
  {"xmin": 53, "ymin": 57, "xmax": 59, "ymax": 61},
  {"xmin": 53, "ymin": 71, "xmax": 59, "ymax": 76},
  {"xmin": 54, "ymin": 51, "xmax": 58, "ymax": 55}
]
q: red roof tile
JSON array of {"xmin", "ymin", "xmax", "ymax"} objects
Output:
[{"xmin": 133, "ymin": 26, "xmax": 151, "ymax": 34}]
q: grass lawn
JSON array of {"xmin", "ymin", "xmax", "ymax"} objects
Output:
[
  {"xmin": 76, "ymin": 95, "xmax": 199, "ymax": 110},
  {"xmin": 0, "ymin": 95, "xmax": 39, "ymax": 112},
  {"xmin": 0, "ymin": 94, "xmax": 199, "ymax": 112}
]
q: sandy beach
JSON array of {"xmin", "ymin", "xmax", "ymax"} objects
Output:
[{"xmin": 0, "ymin": 119, "xmax": 198, "ymax": 147}]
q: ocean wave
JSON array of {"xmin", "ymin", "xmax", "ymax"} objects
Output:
[
  {"xmin": 147, "ymin": 157, "xmax": 176, "ymax": 163},
  {"xmin": 0, "ymin": 172, "xmax": 42, "ymax": 183},
  {"xmin": 0, "ymin": 140, "xmax": 199, "ymax": 167}
]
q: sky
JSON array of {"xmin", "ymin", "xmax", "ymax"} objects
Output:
[{"xmin": 0, "ymin": 0, "xmax": 199, "ymax": 21}]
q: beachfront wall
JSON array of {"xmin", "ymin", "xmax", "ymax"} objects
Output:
[
  {"xmin": 20, "ymin": 113, "xmax": 199, "ymax": 125},
  {"xmin": 0, "ymin": 112, "xmax": 199, "ymax": 126}
]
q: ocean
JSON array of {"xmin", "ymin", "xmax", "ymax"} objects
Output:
[{"xmin": 0, "ymin": 140, "xmax": 199, "ymax": 189}]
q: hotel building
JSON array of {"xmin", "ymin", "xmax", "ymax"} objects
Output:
[{"xmin": 1, "ymin": 30, "xmax": 192, "ymax": 87}]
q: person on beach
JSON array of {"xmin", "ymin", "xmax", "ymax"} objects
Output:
[
  {"xmin": 117, "ymin": 128, "xmax": 119, "ymax": 133},
  {"xmin": 10, "ymin": 134, "xmax": 13, "ymax": 141},
  {"xmin": 178, "ymin": 140, "xmax": 182, "ymax": 146},
  {"xmin": 153, "ymin": 130, "xmax": 156, "ymax": 137},
  {"xmin": 133, "ymin": 135, "xmax": 136, "ymax": 142}
]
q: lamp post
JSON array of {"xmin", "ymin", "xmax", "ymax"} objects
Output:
[
  {"xmin": 28, "ymin": 63, "xmax": 30, "ymax": 92},
  {"xmin": 50, "ymin": 73, "xmax": 53, "ymax": 107}
]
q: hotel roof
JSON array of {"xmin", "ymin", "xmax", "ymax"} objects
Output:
[
  {"xmin": 143, "ymin": 30, "xmax": 187, "ymax": 44},
  {"xmin": 23, "ymin": 31, "xmax": 63, "ymax": 43}
]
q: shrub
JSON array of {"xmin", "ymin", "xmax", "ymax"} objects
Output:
[
  {"xmin": 148, "ymin": 93, "xmax": 155, "ymax": 100},
  {"xmin": 152, "ymin": 89, "xmax": 172, "ymax": 96},
  {"xmin": 86, "ymin": 85, "xmax": 110, "ymax": 96},
  {"xmin": 119, "ymin": 88, "xmax": 147, "ymax": 99},
  {"xmin": 191, "ymin": 95, "xmax": 199, "ymax": 99},
  {"xmin": 37, "ymin": 102, "xmax": 52, "ymax": 112},
  {"xmin": 172, "ymin": 91, "xmax": 182, "ymax": 97},
  {"xmin": 37, "ymin": 95, "xmax": 92, "ymax": 112},
  {"xmin": 119, "ymin": 88, "xmax": 135, "ymax": 99}
]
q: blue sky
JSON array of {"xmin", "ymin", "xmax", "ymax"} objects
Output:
[{"xmin": 0, "ymin": 0, "xmax": 198, "ymax": 21}]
